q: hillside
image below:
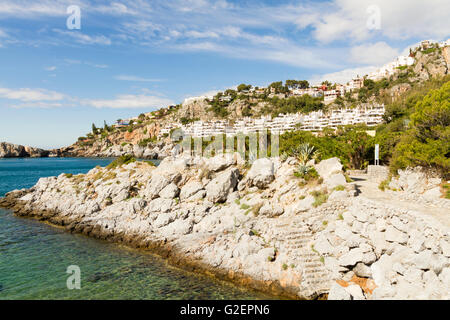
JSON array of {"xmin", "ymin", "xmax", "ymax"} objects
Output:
[{"xmin": 58, "ymin": 41, "xmax": 450, "ymax": 174}]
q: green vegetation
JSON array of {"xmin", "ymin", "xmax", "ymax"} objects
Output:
[
  {"xmin": 180, "ymin": 117, "xmax": 200, "ymax": 125},
  {"xmin": 144, "ymin": 161, "xmax": 156, "ymax": 167},
  {"xmin": 106, "ymin": 155, "xmax": 136, "ymax": 169},
  {"xmin": 442, "ymin": 183, "xmax": 450, "ymax": 199},
  {"xmin": 262, "ymin": 95, "xmax": 325, "ymax": 117},
  {"xmin": 334, "ymin": 185, "xmax": 345, "ymax": 191},
  {"xmin": 294, "ymin": 167, "xmax": 319, "ymax": 181},
  {"xmin": 252, "ymin": 203, "xmax": 263, "ymax": 216},
  {"xmin": 138, "ymin": 137, "xmax": 157, "ymax": 147},
  {"xmin": 311, "ymin": 190, "xmax": 328, "ymax": 208},
  {"xmin": 281, "ymin": 125, "xmax": 374, "ymax": 170},
  {"xmin": 389, "ymin": 81, "xmax": 450, "ymax": 178},
  {"xmin": 240, "ymin": 203, "xmax": 250, "ymax": 210},
  {"xmin": 378, "ymin": 179, "xmax": 391, "ymax": 191},
  {"xmin": 64, "ymin": 173, "xmax": 73, "ymax": 178}
]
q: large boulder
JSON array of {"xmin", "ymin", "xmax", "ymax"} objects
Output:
[
  {"xmin": 205, "ymin": 154, "xmax": 236, "ymax": 172},
  {"xmin": 328, "ymin": 282, "xmax": 351, "ymax": 300},
  {"xmin": 145, "ymin": 175, "xmax": 170, "ymax": 199},
  {"xmin": 159, "ymin": 183, "xmax": 179, "ymax": 199},
  {"xmin": 314, "ymin": 157, "xmax": 346, "ymax": 189},
  {"xmin": 180, "ymin": 180, "xmax": 204, "ymax": 200},
  {"xmin": 206, "ymin": 168, "xmax": 240, "ymax": 203},
  {"xmin": 246, "ymin": 158, "xmax": 274, "ymax": 189},
  {"xmin": 314, "ymin": 157, "xmax": 343, "ymax": 178}
]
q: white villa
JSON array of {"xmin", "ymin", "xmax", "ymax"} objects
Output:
[{"xmin": 367, "ymin": 55, "xmax": 415, "ymax": 81}]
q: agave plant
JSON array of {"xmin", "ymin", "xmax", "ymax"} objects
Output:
[{"xmin": 292, "ymin": 143, "xmax": 319, "ymax": 166}]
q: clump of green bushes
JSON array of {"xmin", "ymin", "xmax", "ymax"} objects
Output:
[{"xmin": 107, "ymin": 155, "xmax": 136, "ymax": 169}]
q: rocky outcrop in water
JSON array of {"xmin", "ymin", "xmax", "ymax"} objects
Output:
[
  {"xmin": 0, "ymin": 155, "xmax": 449, "ymax": 299},
  {"xmin": 0, "ymin": 142, "xmax": 50, "ymax": 158}
]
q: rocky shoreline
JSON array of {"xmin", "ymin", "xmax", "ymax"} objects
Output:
[
  {"xmin": 1, "ymin": 154, "xmax": 449, "ymax": 299},
  {"xmin": 0, "ymin": 142, "xmax": 50, "ymax": 158},
  {"xmin": 53, "ymin": 139, "xmax": 176, "ymax": 160}
]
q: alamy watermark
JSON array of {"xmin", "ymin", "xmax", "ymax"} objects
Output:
[
  {"xmin": 366, "ymin": 5, "xmax": 381, "ymax": 30},
  {"xmin": 66, "ymin": 265, "xmax": 81, "ymax": 290},
  {"xmin": 169, "ymin": 129, "xmax": 279, "ymax": 163},
  {"xmin": 67, "ymin": 5, "xmax": 81, "ymax": 30}
]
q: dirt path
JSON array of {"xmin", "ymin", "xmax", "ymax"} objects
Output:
[{"xmin": 349, "ymin": 174, "xmax": 450, "ymax": 228}]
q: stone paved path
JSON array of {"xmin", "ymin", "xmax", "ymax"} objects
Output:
[{"xmin": 349, "ymin": 173, "xmax": 450, "ymax": 228}]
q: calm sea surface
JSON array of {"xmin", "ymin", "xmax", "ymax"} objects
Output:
[{"xmin": 0, "ymin": 157, "xmax": 272, "ymax": 300}]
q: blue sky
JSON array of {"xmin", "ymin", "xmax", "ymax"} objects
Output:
[{"xmin": 0, "ymin": 0, "xmax": 448, "ymax": 149}]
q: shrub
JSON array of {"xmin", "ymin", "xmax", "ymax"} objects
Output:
[
  {"xmin": 378, "ymin": 179, "xmax": 390, "ymax": 191},
  {"xmin": 144, "ymin": 161, "xmax": 156, "ymax": 167},
  {"xmin": 294, "ymin": 167, "xmax": 319, "ymax": 182},
  {"xmin": 442, "ymin": 182, "xmax": 450, "ymax": 199},
  {"xmin": 107, "ymin": 155, "xmax": 136, "ymax": 169},
  {"xmin": 240, "ymin": 203, "xmax": 250, "ymax": 210},
  {"xmin": 64, "ymin": 173, "xmax": 73, "ymax": 178},
  {"xmin": 334, "ymin": 185, "xmax": 345, "ymax": 191},
  {"xmin": 311, "ymin": 190, "xmax": 328, "ymax": 207},
  {"xmin": 252, "ymin": 203, "xmax": 263, "ymax": 216}
]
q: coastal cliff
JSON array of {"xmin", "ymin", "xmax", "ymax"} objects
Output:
[
  {"xmin": 0, "ymin": 142, "xmax": 50, "ymax": 158},
  {"xmin": 54, "ymin": 139, "xmax": 175, "ymax": 160},
  {"xmin": 1, "ymin": 154, "xmax": 449, "ymax": 299}
]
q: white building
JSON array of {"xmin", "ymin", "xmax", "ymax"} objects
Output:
[
  {"xmin": 368, "ymin": 55, "xmax": 415, "ymax": 81},
  {"xmin": 159, "ymin": 104, "xmax": 385, "ymax": 138}
]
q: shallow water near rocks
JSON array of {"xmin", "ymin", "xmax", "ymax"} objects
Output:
[{"xmin": 0, "ymin": 158, "xmax": 272, "ymax": 299}]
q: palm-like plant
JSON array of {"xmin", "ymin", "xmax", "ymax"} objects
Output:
[{"xmin": 292, "ymin": 143, "xmax": 319, "ymax": 166}]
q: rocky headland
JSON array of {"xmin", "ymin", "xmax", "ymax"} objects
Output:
[
  {"xmin": 54, "ymin": 139, "xmax": 176, "ymax": 160},
  {"xmin": 0, "ymin": 142, "xmax": 50, "ymax": 158},
  {"xmin": 1, "ymin": 154, "xmax": 449, "ymax": 300}
]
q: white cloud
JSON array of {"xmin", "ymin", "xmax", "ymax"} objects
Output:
[
  {"xmin": 350, "ymin": 42, "xmax": 400, "ymax": 65},
  {"xmin": 54, "ymin": 30, "xmax": 111, "ymax": 45},
  {"xmin": 45, "ymin": 66, "xmax": 57, "ymax": 71},
  {"xmin": 0, "ymin": 1, "xmax": 68, "ymax": 17},
  {"xmin": 114, "ymin": 75, "xmax": 163, "ymax": 82},
  {"xmin": 0, "ymin": 87, "xmax": 66, "ymax": 101},
  {"xmin": 310, "ymin": 66, "xmax": 378, "ymax": 85},
  {"xmin": 84, "ymin": 94, "xmax": 174, "ymax": 109},
  {"xmin": 296, "ymin": 0, "xmax": 450, "ymax": 43},
  {"xmin": 10, "ymin": 102, "xmax": 64, "ymax": 109}
]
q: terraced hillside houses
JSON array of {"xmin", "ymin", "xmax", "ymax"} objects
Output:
[{"xmin": 159, "ymin": 104, "xmax": 385, "ymax": 138}]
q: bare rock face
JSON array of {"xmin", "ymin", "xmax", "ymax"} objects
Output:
[
  {"xmin": 0, "ymin": 142, "xmax": 49, "ymax": 158},
  {"xmin": 244, "ymin": 158, "xmax": 275, "ymax": 189},
  {"xmin": 205, "ymin": 168, "xmax": 239, "ymax": 203},
  {"xmin": 178, "ymin": 98, "xmax": 214, "ymax": 121}
]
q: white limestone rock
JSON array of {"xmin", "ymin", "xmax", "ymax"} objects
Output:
[
  {"xmin": 328, "ymin": 282, "xmax": 351, "ymax": 300},
  {"xmin": 180, "ymin": 180, "xmax": 204, "ymax": 200},
  {"xmin": 246, "ymin": 158, "xmax": 274, "ymax": 189},
  {"xmin": 159, "ymin": 183, "xmax": 179, "ymax": 199},
  {"xmin": 314, "ymin": 157, "xmax": 343, "ymax": 179},
  {"xmin": 206, "ymin": 168, "xmax": 239, "ymax": 203},
  {"xmin": 338, "ymin": 248, "xmax": 364, "ymax": 267},
  {"xmin": 385, "ymin": 225, "xmax": 409, "ymax": 244},
  {"xmin": 344, "ymin": 284, "xmax": 366, "ymax": 300}
]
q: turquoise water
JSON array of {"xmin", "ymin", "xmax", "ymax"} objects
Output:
[{"xmin": 0, "ymin": 158, "xmax": 271, "ymax": 300}]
